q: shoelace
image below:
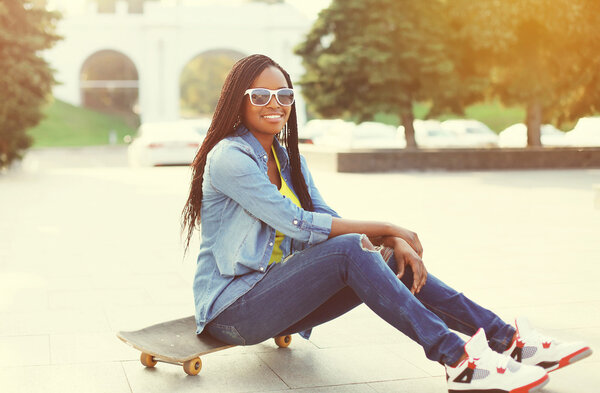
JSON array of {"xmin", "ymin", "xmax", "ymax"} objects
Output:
[
  {"xmin": 522, "ymin": 328, "xmax": 556, "ymax": 347},
  {"xmin": 492, "ymin": 349, "xmax": 511, "ymax": 371},
  {"xmin": 474, "ymin": 347, "xmax": 510, "ymax": 373}
]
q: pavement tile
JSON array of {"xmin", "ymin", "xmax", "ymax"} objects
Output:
[
  {"xmin": 493, "ymin": 302, "xmax": 600, "ymax": 330},
  {"xmin": 122, "ymin": 354, "xmax": 288, "ymax": 393},
  {"xmin": 267, "ymin": 384, "xmax": 378, "ymax": 392},
  {"xmin": 461, "ymin": 281, "xmax": 600, "ymax": 310},
  {"xmin": 307, "ymin": 305, "xmax": 401, "ymax": 350},
  {"xmin": 47, "ymin": 288, "xmax": 147, "ymax": 310},
  {"xmin": 50, "ymin": 332, "xmax": 138, "ymax": 364},
  {"xmin": 3, "ymin": 163, "xmax": 600, "ymax": 392},
  {"xmin": 369, "ymin": 377, "xmax": 446, "ymax": 393},
  {"xmin": 0, "ymin": 362, "xmax": 131, "ymax": 393},
  {"xmin": 0, "ymin": 335, "xmax": 50, "ymax": 367},
  {"xmin": 105, "ymin": 304, "xmax": 194, "ymax": 332},
  {"xmin": 91, "ymin": 272, "xmax": 189, "ymax": 291},
  {"xmin": 0, "ymin": 310, "xmax": 111, "ymax": 336},
  {"xmin": 541, "ymin": 361, "xmax": 600, "ymax": 393},
  {"xmin": 258, "ymin": 345, "xmax": 428, "ymax": 389}
]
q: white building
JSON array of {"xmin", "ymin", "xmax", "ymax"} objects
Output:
[{"xmin": 44, "ymin": 0, "xmax": 312, "ymax": 123}]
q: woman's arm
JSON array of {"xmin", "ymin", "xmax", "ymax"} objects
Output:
[{"xmin": 330, "ymin": 217, "xmax": 423, "ymax": 257}]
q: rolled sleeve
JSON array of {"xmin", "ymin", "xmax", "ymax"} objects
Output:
[{"xmin": 208, "ymin": 143, "xmax": 332, "ymax": 244}]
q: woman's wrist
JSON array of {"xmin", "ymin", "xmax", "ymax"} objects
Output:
[{"xmin": 381, "ymin": 235, "xmax": 401, "ymax": 248}]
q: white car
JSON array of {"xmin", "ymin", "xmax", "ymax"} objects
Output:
[
  {"xmin": 128, "ymin": 119, "xmax": 211, "ymax": 167},
  {"xmin": 498, "ymin": 123, "xmax": 567, "ymax": 148},
  {"xmin": 312, "ymin": 120, "xmax": 406, "ymax": 149},
  {"xmin": 564, "ymin": 117, "xmax": 600, "ymax": 147},
  {"xmin": 407, "ymin": 119, "xmax": 463, "ymax": 148},
  {"xmin": 441, "ymin": 119, "xmax": 499, "ymax": 148},
  {"xmin": 298, "ymin": 119, "xmax": 347, "ymax": 144}
]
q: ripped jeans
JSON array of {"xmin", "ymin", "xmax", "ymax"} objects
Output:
[{"xmin": 205, "ymin": 233, "xmax": 515, "ymax": 365}]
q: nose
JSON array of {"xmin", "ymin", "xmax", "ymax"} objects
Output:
[{"xmin": 265, "ymin": 93, "xmax": 280, "ymax": 108}]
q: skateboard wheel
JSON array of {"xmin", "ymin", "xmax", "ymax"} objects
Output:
[
  {"xmin": 274, "ymin": 335, "xmax": 292, "ymax": 348},
  {"xmin": 140, "ymin": 352, "xmax": 157, "ymax": 368},
  {"xmin": 183, "ymin": 357, "xmax": 202, "ymax": 376}
]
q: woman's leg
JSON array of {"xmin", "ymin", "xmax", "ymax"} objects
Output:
[
  {"xmin": 275, "ymin": 251, "xmax": 515, "ymax": 354},
  {"xmin": 206, "ymin": 233, "xmax": 465, "ymax": 365},
  {"xmin": 390, "ymin": 257, "xmax": 516, "ymax": 353}
]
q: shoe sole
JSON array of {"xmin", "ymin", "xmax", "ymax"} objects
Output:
[
  {"xmin": 447, "ymin": 373, "xmax": 549, "ymax": 393},
  {"xmin": 549, "ymin": 346, "xmax": 593, "ymax": 372}
]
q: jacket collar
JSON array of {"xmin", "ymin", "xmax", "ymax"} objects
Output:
[{"xmin": 236, "ymin": 125, "xmax": 290, "ymax": 172}]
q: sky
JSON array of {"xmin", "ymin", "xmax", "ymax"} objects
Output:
[{"xmin": 47, "ymin": 0, "xmax": 332, "ymax": 20}]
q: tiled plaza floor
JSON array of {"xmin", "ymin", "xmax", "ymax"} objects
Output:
[{"xmin": 1, "ymin": 148, "xmax": 598, "ymax": 392}]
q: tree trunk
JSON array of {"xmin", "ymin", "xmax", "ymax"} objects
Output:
[
  {"xmin": 526, "ymin": 100, "xmax": 542, "ymax": 148},
  {"xmin": 401, "ymin": 111, "xmax": 417, "ymax": 149}
]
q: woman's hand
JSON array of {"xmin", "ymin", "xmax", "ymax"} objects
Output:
[
  {"xmin": 393, "ymin": 237, "xmax": 427, "ymax": 294},
  {"xmin": 393, "ymin": 226, "xmax": 423, "ymax": 258}
]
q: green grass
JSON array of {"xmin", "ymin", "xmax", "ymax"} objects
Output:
[
  {"xmin": 373, "ymin": 101, "xmax": 527, "ymax": 133},
  {"xmin": 27, "ymin": 99, "xmax": 137, "ymax": 147}
]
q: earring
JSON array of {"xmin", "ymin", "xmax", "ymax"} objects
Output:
[{"xmin": 233, "ymin": 115, "xmax": 241, "ymax": 130}]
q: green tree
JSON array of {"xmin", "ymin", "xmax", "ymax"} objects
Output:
[
  {"xmin": 0, "ymin": 0, "xmax": 60, "ymax": 169},
  {"xmin": 556, "ymin": 0, "xmax": 600, "ymax": 124},
  {"xmin": 449, "ymin": 0, "xmax": 600, "ymax": 146},
  {"xmin": 296, "ymin": 0, "xmax": 461, "ymax": 148},
  {"xmin": 179, "ymin": 51, "xmax": 244, "ymax": 117}
]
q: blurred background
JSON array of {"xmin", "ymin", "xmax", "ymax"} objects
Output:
[{"xmin": 1, "ymin": 0, "xmax": 599, "ymax": 170}]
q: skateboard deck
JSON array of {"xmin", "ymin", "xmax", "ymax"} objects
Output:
[{"xmin": 117, "ymin": 315, "xmax": 291, "ymax": 375}]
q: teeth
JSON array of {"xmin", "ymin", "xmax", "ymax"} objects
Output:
[{"xmin": 263, "ymin": 115, "xmax": 281, "ymax": 119}]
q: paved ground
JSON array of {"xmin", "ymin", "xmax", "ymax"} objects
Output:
[{"xmin": 1, "ymin": 147, "xmax": 599, "ymax": 392}]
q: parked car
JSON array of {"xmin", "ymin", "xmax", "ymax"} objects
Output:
[
  {"xmin": 441, "ymin": 119, "xmax": 499, "ymax": 147},
  {"xmin": 498, "ymin": 123, "xmax": 567, "ymax": 147},
  {"xmin": 408, "ymin": 119, "xmax": 464, "ymax": 148},
  {"xmin": 564, "ymin": 117, "xmax": 600, "ymax": 147},
  {"xmin": 298, "ymin": 119, "xmax": 346, "ymax": 144},
  {"xmin": 312, "ymin": 120, "xmax": 406, "ymax": 149},
  {"xmin": 128, "ymin": 119, "xmax": 211, "ymax": 167}
]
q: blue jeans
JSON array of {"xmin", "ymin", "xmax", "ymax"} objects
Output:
[{"xmin": 206, "ymin": 234, "xmax": 515, "ymax": 365}]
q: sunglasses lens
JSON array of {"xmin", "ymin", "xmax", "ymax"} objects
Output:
[
  {"xmin": 277, "ymin": 89, "xmax": 294, "ymax": 106},
  {"xmin": 249, "ymin": 89, "xmax": 270, "ymax": 106}
]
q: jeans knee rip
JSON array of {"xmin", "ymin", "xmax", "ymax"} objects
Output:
[{"xmin": 359, "ymin": 234, "xmax": 379, "ymax": 253}]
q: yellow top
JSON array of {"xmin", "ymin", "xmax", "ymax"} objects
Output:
[{"xmin": 269, "ymin": 145, "xmax": 301, "ymax": 264}]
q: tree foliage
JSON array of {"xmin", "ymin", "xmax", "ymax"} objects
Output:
[
  {"xmin": 295, "ymin": 0, "xmax": 456, "ymax": 148},
  {"xmin": 297, "ymin": 0, "xmax": 600, "ymax": 148},
  {"xmin": 447, "ymin": 0, "xmax": 600, "ymax": 146},
  {"xmin": 0, "ymin": 0, "xmax": 60, "ymax": 169}
]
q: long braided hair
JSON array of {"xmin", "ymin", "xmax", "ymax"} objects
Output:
[{"xmin": 181, "ymin": 54, "xmax": 314, "ymax": 253}]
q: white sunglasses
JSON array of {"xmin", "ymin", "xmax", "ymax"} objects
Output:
[{"xmin": 244, "ymin": 88, "xmax": 295, "ymax": 106}]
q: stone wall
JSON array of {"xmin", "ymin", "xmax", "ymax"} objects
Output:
[{"xmin": 300, "ymin": 147, "xmax": 600, "ymax": 173}]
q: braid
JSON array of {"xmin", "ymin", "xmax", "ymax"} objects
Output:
[{"xmin": 181, "ymin": 54, "xmax": 314, "ymax": 253}]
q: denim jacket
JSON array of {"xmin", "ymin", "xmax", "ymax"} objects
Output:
[{"xmin": 193, "ymin": 126, "xmax": 339, "ymax": 335}]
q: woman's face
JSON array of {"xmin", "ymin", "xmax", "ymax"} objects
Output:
[{"xmin": 242, "ymin": 66, "xmax": 292, "ymax": 140}]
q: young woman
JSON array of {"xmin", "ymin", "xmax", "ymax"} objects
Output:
[{"xmin": 181, "ymin": 54, "xmax": 591, "ymax": 393}]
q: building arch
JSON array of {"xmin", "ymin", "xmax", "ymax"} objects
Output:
[{"xmin": 79, "ymin": 49, "xmax": 140, "ymax": 125}]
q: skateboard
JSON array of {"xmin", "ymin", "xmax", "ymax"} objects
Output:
[{"xmin": 117, "ymin": 316, "xmax": 292, "ymax": 375}]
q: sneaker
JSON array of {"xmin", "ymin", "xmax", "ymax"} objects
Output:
[
  {"xmin": 504, "ymin": 317, "xmax": 593, "ymax": 372},
  {"xmin": 446, "ymin": 328, "xmax": 548, "ymax": 393}
]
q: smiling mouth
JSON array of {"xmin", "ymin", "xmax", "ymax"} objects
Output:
[{"xmin": 262, "ymin": 114, "xmax": 283, "ymax": 119}]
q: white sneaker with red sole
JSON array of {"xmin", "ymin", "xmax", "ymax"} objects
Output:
[
  {"xmin": 446, "ymin": 328, "xmax": 548, "ymax": 393},
  {"xmin": 504, "ymin": 317, "xmax": 593, "ymax": 372}
]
